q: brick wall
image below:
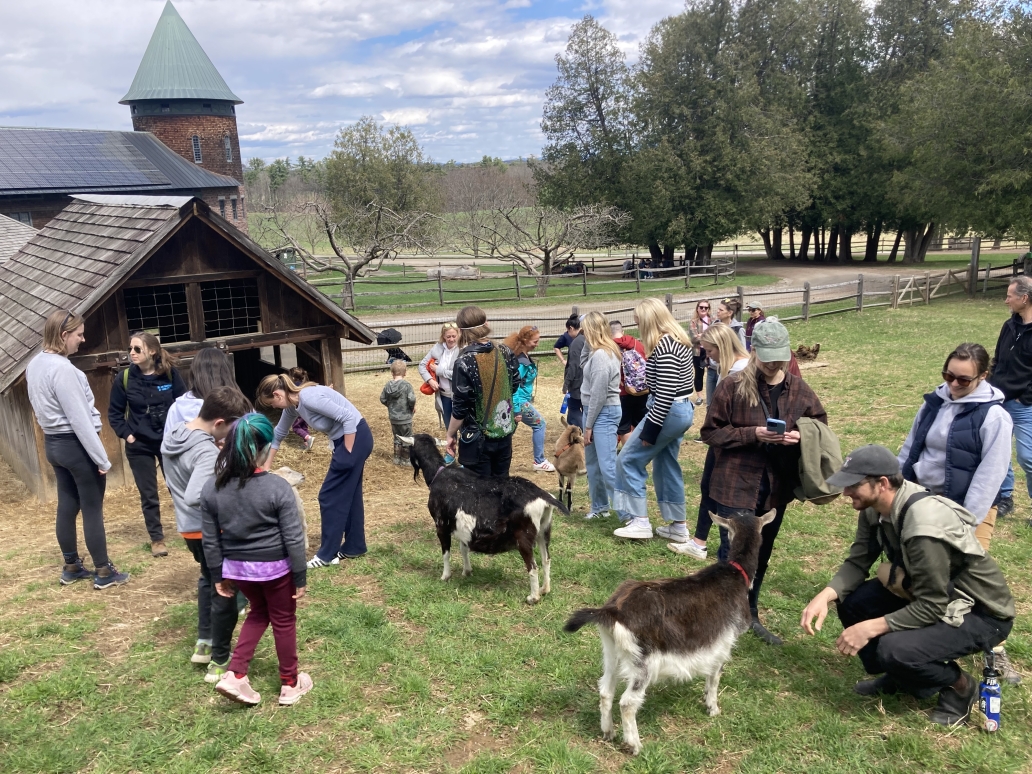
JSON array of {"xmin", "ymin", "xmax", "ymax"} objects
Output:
[
  {"xmin": 132, "ymin": 114, "xmax": 244, "ymax": 182},
  {"xmin": 198, "ymin": 187, "xmax": 249, "ymax": 233},
  {"xmin": 0, "ymin": 196, "xmax": 70, "ymax": 230}
]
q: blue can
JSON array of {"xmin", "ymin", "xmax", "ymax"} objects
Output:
[
  {"xmin": 561, "ymin": 393, "xmax": 570, "ymax": 414},
  {"xmin": 979, "ymin": 652, "xmax": 1001, "ymax": 732}
]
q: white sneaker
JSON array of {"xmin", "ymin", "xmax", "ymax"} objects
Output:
[
  {"xmin": 584, "ymin": 510, "xmax": 608, "ymax": 520},
  {"xmin": 655, "ymin": 524, "xmax": 690, "ymax": 543},
  {"xmin": 668, "ymin": 541, "xmax": 708, "ymax": 559},
  {"xmin": 306, "ymin": 555, "xmax": 340, "ymax": 569},
  {"xmin": 533, "ymin": 460, "xmax": 556, "ymax": 473},
  {"xmin": 613, "ymin": 520, "xmax": 653, "ymax": 539}
]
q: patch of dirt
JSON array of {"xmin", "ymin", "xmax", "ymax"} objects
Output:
[{"xmin": 442, "ymin": 726, "xmax": 508, "ymax": 770}]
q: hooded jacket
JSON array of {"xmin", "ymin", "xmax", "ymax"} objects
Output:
[
  {"xmin": 989, "ymin": 313, "xmax": 1032, "ymax": 404},
  {"xmin": 828, "ymin": 480, "xmax": 1015, "ymax": 630},
  {"xmin": 161, "ymin": 424, "xmax": 219, "ymax": 536},
  {"xmin": 380, "ymin": 378, "xmax": 417, "ymax": 423},
  {"xmin": 562, "ymin": 334, "xmax": 586, "ymax": 399},
  {"xmin": 108, "ymin": 364, "xmax": 187, "ymax": 445},
  {"xmin": 163, "ymin": 390, "xmax": 204, "ymax": 435},
  {"xmin": 897, "ymin": 381, "xmax": 1012, "ymax": 522}
]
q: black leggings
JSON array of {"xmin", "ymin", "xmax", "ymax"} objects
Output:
[
  {"xmin": 45, "ymin": 433, "xmax": 109, "ymax": 567},
  {"xmin": 125, "ymin": 438, "xmax": 165, "ymax": 542},
  {"xmin": 692, "ymin": 354, "xmax": 706, "ymax": 393}
]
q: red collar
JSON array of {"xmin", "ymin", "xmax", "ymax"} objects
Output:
[{"xmin": 729, "ymin": 560, "xmax": 751, "ymax": 586}]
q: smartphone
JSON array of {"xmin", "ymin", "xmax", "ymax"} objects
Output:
[{"xmin": 766, "ymin": 418, "xmax": 787, "ymax": 434}]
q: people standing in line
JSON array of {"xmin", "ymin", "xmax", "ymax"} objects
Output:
[
  {"xmin": 162, "ymin": 387, "xmax": 252, "ymax": 681},
  {"xmin": 988, "ymin": 276, "xmax": 1032, "ymax": 523},
  {"xmin": 445, "ymin": 305, "xmax": 523, "ymax": 477},
  {"xmin": 673, "ymin": 323, "xmax": 751, "ymax": 560},
  {"xmin": 27, "ymin": 309, "xmax": 130, "ymax": 589},
  {"xmin": 612, "ymin": 298, "xmax": 695, "ymax": 542},
  {"xmin": 744, "ymin": 303, "xmax": 766, "ymax": 351},
  {"xmin": 108, "ymin": 331, "xmax": 186, "ymax": 557},
  {"xmin": 553, "ymin": 314, "xmax": 581, "ymax": 368},
  {"xmin": 504, "ymin": 326, "xmax": 556, "ymax": 472},
  {"xmin": 715, "ymin": 298, "xmax": 747, "ymax": 349},
  {"xmin": 256, "ymin": 375, "xmax": 372, "ymax": 567},
  {"xmin": 202, "ymin": 413, "xmax": 312, "ymax": 707},
  {"xmin": 381, "ymin": 360, "xmax": 417, "ymax": 465},
  {"xmin": 698, "ymin": 318, "xmax": 827, "ymax": 645},
  {"xmin": 419, "ymin": 322, "xmax": 461, "ymax": 428},
  {"xmin": 561, "ymin": 316, "xmax": 585, "ymax": 429},
  {"xmin": 164, "ymin": 347, "xmax": 239, "ymax": 433},
  {"xmin": 609, "ymin": 320, "xmax": 649, "ymax": 443},
  {"xmin": 801, "ymin": 446, "xmax": 1014, "ymax": 728},
  {"xmin": 580, "ymin": 312, "xmax": 623, "ymax": 519},
  {"xmin": 896, "ymin": 342, "xmax": 1020, "ymax": 684},
  {"xmin": 687, "ymin": 300, "xmax": 712, "ymax": 405}
]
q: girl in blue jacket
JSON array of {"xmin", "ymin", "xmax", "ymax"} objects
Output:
[{"xmin": 503, "ymin": 326, "xmax": 555, "ymax": 472}]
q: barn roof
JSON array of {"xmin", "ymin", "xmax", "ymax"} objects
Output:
[
  {"xmin": 120, "ymin": 1, "xmax": 242, "ymax": 105},
  {"xmin": 0, "ymin": 195, "xmax": 374, "ymax": 394},
  {"xmin": 0, "ymin": 127, "xmax": 241, "ymax": 195},
  {"xmin": 0, "ymin": 215, "xmax": 37, "ymax": 264}
]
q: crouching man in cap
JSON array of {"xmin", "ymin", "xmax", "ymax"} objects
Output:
[{"xmin": 800, "ymin": 444, "xmax": 1015, "ymax": 726}]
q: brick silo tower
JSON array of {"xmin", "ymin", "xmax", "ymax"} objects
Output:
[{"xmin": 121, "ymin": 1, "xmax": 247, "ymax": 226}]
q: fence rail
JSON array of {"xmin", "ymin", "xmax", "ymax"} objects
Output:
[{"xmin": 338, "ymin": 259, "xmax": 1024, "ymax": 373}]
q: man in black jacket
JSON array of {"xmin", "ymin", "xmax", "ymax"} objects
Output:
[
  {"xmin": 989, "ymin": 276, "xmax": 1032, "ymax": 524},
  {"xmin": 562, "ymin": 318, "xmax": 585, "ymax": 429}
]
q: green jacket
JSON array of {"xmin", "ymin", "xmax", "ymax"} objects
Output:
[
  {"xmin": 828, "ymin": 480, "xmax": 1014, "ymax": 630},
  {"xmin": 794, "ymin": 417, "xmax": 842, "ymax": 505}
]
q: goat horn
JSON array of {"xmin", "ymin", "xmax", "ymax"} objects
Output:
[{"xmin": 397, "ymin": 436, "xmax": 415, "ymax": 446}]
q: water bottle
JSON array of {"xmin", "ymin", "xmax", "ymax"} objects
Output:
[
  {"xmin": 561, "ymin": 393, "xmax": 570, "ymax": 415},
  {"xmin": 979, "ymin": 650, "xmax": 1002, "ymax": 732}
]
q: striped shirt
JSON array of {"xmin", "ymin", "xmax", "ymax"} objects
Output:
[{"xmin": 640, "ymin": 334, "xmax": 695, "ymax": 444}]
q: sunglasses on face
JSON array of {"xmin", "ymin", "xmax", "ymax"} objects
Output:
[
  {"xmin": 942, "ymin": 371, "xmax": 977, "ymax": 387},
  {"xmin": 698, "ymin": 305, "xmax": 709, "ymax": 310},
  {"xmin": 129, "ymin": 345, "xmax": 144, "ymax": 354}
]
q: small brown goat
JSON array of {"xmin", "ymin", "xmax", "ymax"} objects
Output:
[
  {"xmin": 795, "ymin": 343, "xmax": 821, "ymax": 361},
  {"xmin": 565, "ymin": 509, "xmax": 776, "ymax": 754},
  {"xmin": 553, "ymin": 424, "xmax": 586, "ymax": 508}
]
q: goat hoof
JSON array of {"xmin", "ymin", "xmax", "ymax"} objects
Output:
[
  {"xmin": 462, "ymin": 569, "xmax": 472, "ymax": 577},
  {"xmin": 707, "ymin": 706, "xmax": 721, "ymax": 717},
  {"xmin": 440, "ymin": 574, "xmax": 451, "ymax": 582},
  {"xmin": 627, "ymin": 743, "xmax": 642, "ymax": 756},
  {"xmin": 526, "ymin": 595, "xmax": 540, "ymax": 605},
  {"xmin": 601, "ymin": 730, "xmax": 615, "ymax": 742},
  {"xmin": 542, "ymin": 583, "xmax": 551, "ymax": 595}
]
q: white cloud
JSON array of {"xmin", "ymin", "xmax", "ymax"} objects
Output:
[{"xmin": 0, "ymin": 0, "xmax": 684, "ymax": 162}]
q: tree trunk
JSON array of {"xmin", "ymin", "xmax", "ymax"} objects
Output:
[
  {"xmin": 648, "ymin": 242, "xmax": 663, "ymax": 262},
  {"xmin": 799, "ymin": 226, "xmax": 812, "ymax": 261},
  {"xmin": 827, "ymin": 224, "xmax": 840, "ymax": 262},
  {"xmin": 817, "ymin": 226, "xmax": 826, "ymax": 260},
  {"xmin": 759, "ymin": 227, "xmax": 777, "ymax": 260},
  {"xmin": 840, "ymin": 226, "xmax": 853, "ymax": 262},
  {"xmin": 772, "ymin": 227, "xmax": 785, "ymax": 260},
  {"xmin": 663, "ymin": 244, "xmax": 675, "ymax": 264},
  {"xmin": 684, "ymin": 245, "xmax": 698, "ymax": 266},
  {"xmin": 902, "ymin": 223, "xmax": 936, "ymax": 263},
  {"xmin": 993, "ymin": 236, "xmax": 1002, "ymax": 249},
  {"xmin": 887, "ymin": 230, "xmax": 902, "ymax": 263},
  {"xmin": 788, "ymin": 225, "xmax": 796, "ymax": 260},
  {"xmin": 864, "ymin": 221, "xmax": 882, "ymax": 262}
]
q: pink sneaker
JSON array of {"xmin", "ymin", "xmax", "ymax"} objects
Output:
[
  {"xmin": 279, "ymin": 672, "xmax": 313, "ymax": 705},
  {"xmin": 216, "ymin": 672, "xmax": 261, "ymax": 705}
]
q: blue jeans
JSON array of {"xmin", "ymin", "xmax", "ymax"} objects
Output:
[
  {"xmin": 585, "ymin": 404, "xmax": 622, "ymax": 512},
  {"xmin": 440, "ymin": 394, "xmax": 453, "ymax": 428},
  {"xmin": 567, "ymin": 397, "xmax": 584, "ymax": 429},
  {"xmin": 705, "ymin": 367, "xmax": 718, "ymax": 405},
  {"xmin": 519, "ymin": 402, "xmax": 546, "ymax": 464},
  {"xmin": 614, "ymin": 400, "xmax": 694, "ymax": 522},
  {"xmin": 999, "ymin": 399, "xmax": 1032, "ymax": 499}
]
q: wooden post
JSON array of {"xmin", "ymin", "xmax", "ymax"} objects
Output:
[
  {"xmin": 857, "ymin": 274, "xmax": 864, "ymax": 312},
  {"xmin": 891, "ymin": 275, "xmax": 900, "ymax": 308},
  {"xmin": 321, "ymin": 331, "xmax": 346, "ymax": 396},
  {"xmin": 571, "ymin": 305, "xmax": 579, "ymax": 317},
  {"xmin": 945, "ymin": 269, "xmax": 952, "ymax": 297},
  {"xmin": 983, "ymin": 264, "xmax": 992, "ymax": 294},
  {"xmin": 437, "ymin": 272, "xmax": 444, "ymax": 306},
  {"xmin": 736, "ymin": 286, "xmax": 745, "ymax": 319},
  {"xmin": 582, "ymin": 264, "xmax": 588, "ymax": 296},
  {"xmin": 924, "ymin": 271, "xmax": 931, "ymax": 304},
  {"xmin": 684, "ymin": 262, "xmax": 690, "ymax": 289},
  {"xmin": 968, "ymin": 237, "xmax": 981, "ymax": 297},
  {"xmin": 514, "ymin": 269, "xmax": 521, "ymax": 301},
  {"xmin": 665, "ymin": 293, "xmax": 673, "ymax": 312},
  {"xmin": 802, "ymin": 281, "xmax": 811, "ymax": 321},
  {"xmin": 635, "ymin": 267, "xmax": 641, "ymax": 294}
]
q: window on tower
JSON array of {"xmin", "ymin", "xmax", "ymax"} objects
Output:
[
  {"xmin": 192, "ymin": 135, "xmax": 202, "ymax": 164},
  {"xmin": 224, "ymin": 135, "xmax": 232, "ymax": 163},
  {"xmin": 218, "ymin": 197, "xmax": 226, "ymax": 218},
  {"xmin": 231, "ymin": 197, "xmax": 238, "ymax": 220}
]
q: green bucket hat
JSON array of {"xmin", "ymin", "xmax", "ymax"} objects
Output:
[{"xmin": 751, "ymin": 318, "xmax": 791, "ymax": 363}]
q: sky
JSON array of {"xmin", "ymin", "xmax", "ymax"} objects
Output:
[{"xmin": 0, "ymin": 0, "xmax": 685, "ymax": 165}]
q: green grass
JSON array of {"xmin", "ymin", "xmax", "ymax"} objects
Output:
[{"xmin": 1, "ymin": 295, "xmax": 1030, "ymax": 772}]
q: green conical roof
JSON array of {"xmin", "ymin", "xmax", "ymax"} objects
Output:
[{"xmin": 120, "ymin": 1, "xmax": 242, "ymax": 105}]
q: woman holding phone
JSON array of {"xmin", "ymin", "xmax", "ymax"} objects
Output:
[{"xmin": 696, "ymin": 318, "xmax": 827, "ymax": 645}]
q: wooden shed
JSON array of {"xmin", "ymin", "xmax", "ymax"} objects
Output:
[{"xmin": 0, "ymin": 194, "xmax": 375, "ymax": 501}]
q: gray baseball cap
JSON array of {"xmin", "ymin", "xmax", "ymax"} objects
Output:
[
  {"xmin": 751, "ymin": 318, "xmax": 791, "ymax": 363},
  {"xmin": 826, "ymin": 444, "xmax": 901, "ymax": 488}
]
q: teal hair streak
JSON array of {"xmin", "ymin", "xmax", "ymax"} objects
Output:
[{"xmin": 216, "ymin": 412, "xmax": 276, "ymax": 489}]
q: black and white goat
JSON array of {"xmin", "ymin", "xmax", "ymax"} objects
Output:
[
  {"xmin": 564, "ymin": 510, "xmax": 776, "ymax": 754},
  {"xmin": 401, "ymin": 433, "xmax": 568, "ymax": 604}
]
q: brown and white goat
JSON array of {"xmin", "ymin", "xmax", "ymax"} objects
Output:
[
  {"xmin": 564, "ymin": 509, "xmax": 776, "ymax": 754},
  {"xmin": 553, "ymin": 424, "xmax": 586, "ymax": 508},
  {"xmin": 402, "ymin": 433, "xmax": 569, "ymax": 604}
]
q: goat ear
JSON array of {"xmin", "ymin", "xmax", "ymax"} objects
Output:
[
  {"xmin": 710, "ymin": 512, "xmax": 730, "ymax": 529},
  {"xmin": 434, "ymin": 438, "xmax": 448, "ymax": 447},
  {"xmin": 397, "ymin": 436, "xmax": 415, "ymax": 447},
  {"xmin": 758, "ymin": 509, "xmax": 777, "ymax": 527}
]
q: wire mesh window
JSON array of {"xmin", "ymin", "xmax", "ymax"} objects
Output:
[
  {"xmin": 224, "ymin": 135, "xmax": 232, "ymax": 162},
  {"xmin": 122, "ymin": 284, "xmax": 191, "ymax": 343},
  {"xmin": 192, "ymin": 135, "xmax": 202, "ymax": 163},
  {"xmin": 201, "ymin": 278, "xmax": 261, "ymax": 337}
]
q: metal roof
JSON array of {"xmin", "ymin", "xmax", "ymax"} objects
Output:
[
  {"xmin": 0, "ymin": 215, "xmax": 37, "ymax": 264},
  {"xmin": 0, "ymin": 197, "xmax": 374, "ymax": 394},
  {"xmin": 71, "ymin": 194, "xmax": 193, "ymax": 207},
  {"xmin": 0, "ymin": 127, "xmax": 240, "ymax": 195},
  {"xmin": 120, "ymin": 1, "xmax": 242, "ymax": 105}
]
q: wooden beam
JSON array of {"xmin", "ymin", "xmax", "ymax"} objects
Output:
[
  {"xmin": 321, "ymin": 330, "xmax": 345, "ymax": 394},
  {"xmin": 70, "ymin": 325, "xmax": 338, "ymax": 370},
  {"xmin": 296, "ymin": 340, "xmax": 321, "ymax": 363},
  {"xmin": 120, "ymin": 269, "xmax": 261, "ymax": 289},
  {"xmin": 186, "ymin": 283, "xmax": 206, "ymax": 344}
]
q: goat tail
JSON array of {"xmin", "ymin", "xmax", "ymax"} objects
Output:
[
  {"xmin": 564, "ymin": 607, "xmax": 604, "ymax": 633},
  {"xmin": 541, "ymin": 491, "xmax": 570, "ymax": 517}
]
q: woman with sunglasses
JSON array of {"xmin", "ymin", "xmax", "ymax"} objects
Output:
[
  {"xmin": 418, "ymin": 322, "xmax": 461, "ymax": 428},
  {"xmin": 503, "ymin": 325, "xmax": 555, "ymax": 472},
  {"xmin": 896, "ymin": 343, "xmax": 1020, "ymax": 685},
  {"xmin": 109, "ymin": 331, "xmax": 186, "ymax": 557},
  {"xmin": 688, "ymin": 300, "xmax": 711, "ymax": 406}
]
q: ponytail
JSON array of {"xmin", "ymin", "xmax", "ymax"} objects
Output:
[{"xmin": 214, "ymin": 412, "xmax": 274, "ymax": 490}]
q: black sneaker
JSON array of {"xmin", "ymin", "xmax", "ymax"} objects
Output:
[
  {"xmin": 93, "ymin": 563, "xmax": 130, "ymax": 590},
  {"xmin": 60, "ymin": 560, "xmax": 93, "ymax": 585},
  {"xmin": 928, "ymin": 672, "xmax": 977, "ymax": 726},
  {"xmin": 996, "ymin": 496, "xmax": 1014, "ymax": 518},
  {"xmin": 854, "ymin": 674, "xmax": 938, "ymax": 700},
  {"xmin": 750, "ymin": 615, "xmax": 783, "ymax": 646}
]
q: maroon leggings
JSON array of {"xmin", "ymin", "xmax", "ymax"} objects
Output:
[{"xmin": 229, "ymin": 573, "xmax": 298, "ymax": 684}]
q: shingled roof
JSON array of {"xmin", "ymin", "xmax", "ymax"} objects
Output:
[
  {"xmin": 120, "ymin": 1, "xmax": 242, "ymax": 105},
  {"xmin": 0, "ymin": 215, "xmax": 36, "ymax": 264},
  {"xmin": 0, "ymin": 195, "xmax": 373, "ymax": 394}
]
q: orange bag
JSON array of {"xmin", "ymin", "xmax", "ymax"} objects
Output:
[{"xmin": 420, "ymin": 358, "xmax": 438, "ymax": 395}]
